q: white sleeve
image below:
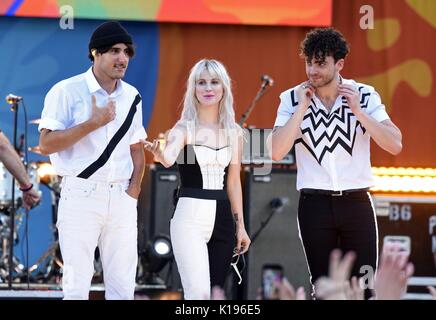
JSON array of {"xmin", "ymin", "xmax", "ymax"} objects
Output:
[
  {"xmin": 130, "ymin": 98, "xmax": 147, "ymax": 144},
  {"xmin": 38, "ymin": 85, "xmax": 69, "ymax": 132},
  {"xmin": 273, "ymin": 90, "xmax": 295, "ymax": 127},
  {"xmin": 366, "ymin": 91, "xmax": 390, "ymax": 122}
]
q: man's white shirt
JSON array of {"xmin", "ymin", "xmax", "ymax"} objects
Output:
[
  {"xmin": 274, "ymin": 77, "xmax": 389, "ymax": 191},
  {"xmin": 39, "ymin": 67, "xmax": 147, "ymax": 182}
]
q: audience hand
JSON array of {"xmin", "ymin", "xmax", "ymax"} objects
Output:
[
  {"xmin": 374, "ymin": 243, "xmax": 414, "ymax": 300},
  {"xmin": 315, "ymin": 249, "xmax": 356, "ymax": 300}
]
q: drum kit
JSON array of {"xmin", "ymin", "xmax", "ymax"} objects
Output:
[{"xmin": 0, "ymin": 118, "xmax": 63, "ymax": 284}]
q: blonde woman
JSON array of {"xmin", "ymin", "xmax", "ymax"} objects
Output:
[{"xmin": 144, "ymin": 59, "xmax": 250, "ymax": 299}]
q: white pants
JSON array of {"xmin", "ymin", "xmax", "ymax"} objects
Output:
[
  {"xmin": 170, "ymin": 197, "xmax": 216, "ymax": 300},
  {"xmin": 57, "ymin": 176, "xmax": 138, "ymax": 300}
]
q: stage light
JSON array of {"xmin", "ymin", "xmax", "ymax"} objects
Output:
[
  {"xmin": 371, "ymin": 166, "xmax": 436, "ymax": 193},
  {"xmin": 36, "ymin": 162, "xmax": 56, "ymax": 185},
  {"xmin": 141, "ymin": 234, "xmax": 173, "ymax": 285}
]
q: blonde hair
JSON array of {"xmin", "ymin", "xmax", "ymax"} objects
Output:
[{"xmin": 180, "ymin": 59, "xmax": 243, "ymax": 139}]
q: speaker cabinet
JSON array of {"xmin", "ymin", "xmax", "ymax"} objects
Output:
[
  {"xmin": 138, "ymin": 164, "xmax": 179, "ymax": 249},
  {"xmin": 240, "ymin": 167, "xmax": 311, "ymax": 299},
  {"xmin": 373, "ymin": 194, "xmax": 436, "ymax": 295}
]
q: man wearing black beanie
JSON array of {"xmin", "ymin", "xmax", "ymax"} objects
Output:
[{"xmin": 38, "ymin": 21, "xmax": 146, "ymax": 300}]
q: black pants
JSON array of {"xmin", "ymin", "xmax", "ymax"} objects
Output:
[{"xmin": 297, "ymin": 191, "xmax": 378, "ymax": 298}]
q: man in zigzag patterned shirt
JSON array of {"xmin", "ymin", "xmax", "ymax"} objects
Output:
[{"xmin": 268, "ymin": 28, "xmax": 402, "ymax": 299}]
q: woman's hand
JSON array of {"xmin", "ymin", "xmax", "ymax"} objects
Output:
[
  {"xmin": 236, "ymin": 225, "xmax": 251, "ymax": 254},
  {"xmin": 142, "ymin": 139, "xmax": 162, "ymax": 161}
]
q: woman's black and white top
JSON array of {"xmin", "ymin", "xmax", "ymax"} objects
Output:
[
  {"xmin": 274, "ymin": 77, "xmax": 390, "ymax": 191},
  {"xmin": 176, "ymin": 122, "xmax": 232, "ymax": 190}
]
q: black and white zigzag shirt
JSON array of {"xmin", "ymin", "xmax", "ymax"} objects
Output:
[{"xmin": 274, "ymin": 77, "xmax": 390, "ymax": 191}]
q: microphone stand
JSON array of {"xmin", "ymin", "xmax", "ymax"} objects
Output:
[
  {"xmin": 8, "ymin": 100, "xmax": 19, "ymax": 289},
  {"xmin": 28, "ymin": 182, "xmax": 62, "ymax": 282},
  {"xmin": 250, "ymin": 200, "xmax": 284, "ymax": 244},
  {"xmin": 238, "ymin": 81, "xmax": 271, "ymax": 127}
]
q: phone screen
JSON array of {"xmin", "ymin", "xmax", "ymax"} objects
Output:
[
  {"xmin": 262, "ymin": 264, "xmax": 283, "ymax": 300},
  {"xmin": 383, "ymin": 235, "xmax": 411, "ymax": 254}
]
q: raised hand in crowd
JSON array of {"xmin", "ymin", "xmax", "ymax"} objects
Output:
[
  {"xmin": 345, "ymin": 276, "xmax": 364, "ymax": 300},
  {"xmin": 427, "ymin": 286, "xmax": 436, "ymax": 299},
  {"xmin": 211, "ymin": 285, "xmax": 226, "ymax": 300},
  {"xmin": 276, "ymin": 277, "xmax": 306, "ymax": 300},
  {"xmin": 314, "ymin": 249, "xmax": 357, "ymax": 300},
  {"xmin": 256, "ymin": 277, "xmax": 306, "ymax": 300},
  {"xmin": 373, "ymin": 243, "xmax": 414, "ymax": 300}
]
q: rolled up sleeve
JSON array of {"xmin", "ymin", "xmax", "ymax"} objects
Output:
[
  {"xmin": 130, "ymin": 98, "xmax": 147, "ymax": 144},
  {"xmin": 38, "ymin": 85, "xmax": 69, "ymax": 132},
  {"xmin": 38, "ymin": 117, "xmax": 66, "ymax": 132},
  {"xmin": 367, "ymin": 91, "xmax": 390, "ymax": 123},
  {"xmin": 274, "ymin": 90, "xmax": 295, "ymax": 128}
]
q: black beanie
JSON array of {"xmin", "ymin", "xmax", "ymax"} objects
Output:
[{"xmin": 88, "ymin": 21, "xmax": 133, "ymax": 53}]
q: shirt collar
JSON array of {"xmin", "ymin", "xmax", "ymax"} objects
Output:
[
  {"xmin": 85, "ymin": 67, "xmax": 101, "ymax": 94},
  {"xmin": 85, "ymin": 67, "xmax": 123, "ymax": 97},
  {"xmin": 339, "ymin": 75, "xmax": 356, "ymax": 87},
  {"xmin": 311, "ymin": 75, "xmax": 351, "ymax": 111}
]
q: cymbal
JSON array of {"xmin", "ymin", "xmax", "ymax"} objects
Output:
[
  {"xmin": 29, "ymin": 118, "xmax": 41, "ymax": 124},
  {"xmin": 28, "ymin": 146, "xmax": 42, "ymax": 155}
]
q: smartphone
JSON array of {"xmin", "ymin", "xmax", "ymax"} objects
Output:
[
  {"xmin": 383, "ymin": 235, "xmax": 411, "ymax": 254},
  {"xmin": 261, "ymin": 264, "xmax": 284, "ymax": 300}
]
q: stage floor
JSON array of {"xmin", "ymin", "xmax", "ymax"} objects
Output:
[{"xmin": 0, "ymin": 283, "xmax": 173, "ymax": 300}]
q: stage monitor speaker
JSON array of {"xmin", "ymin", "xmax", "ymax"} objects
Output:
[
  {"xmin": 138, "ymin": 164, "xmax": 182, "ymax": 290},
  {"xmin": 241, "ymin": 128, "xmax": 295, "ymax": 165},
  {"xmin": 373, "ymin": 194, "xmax": 436, "ymax": 296},
  {"xmin": 240, "ymin": 167, "xmax": 311, "ymax": 299}
]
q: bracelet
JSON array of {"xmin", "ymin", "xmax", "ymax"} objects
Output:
[{"xmin": 19, "ymin": 183, "xmax": 33, "ymax": 192}]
